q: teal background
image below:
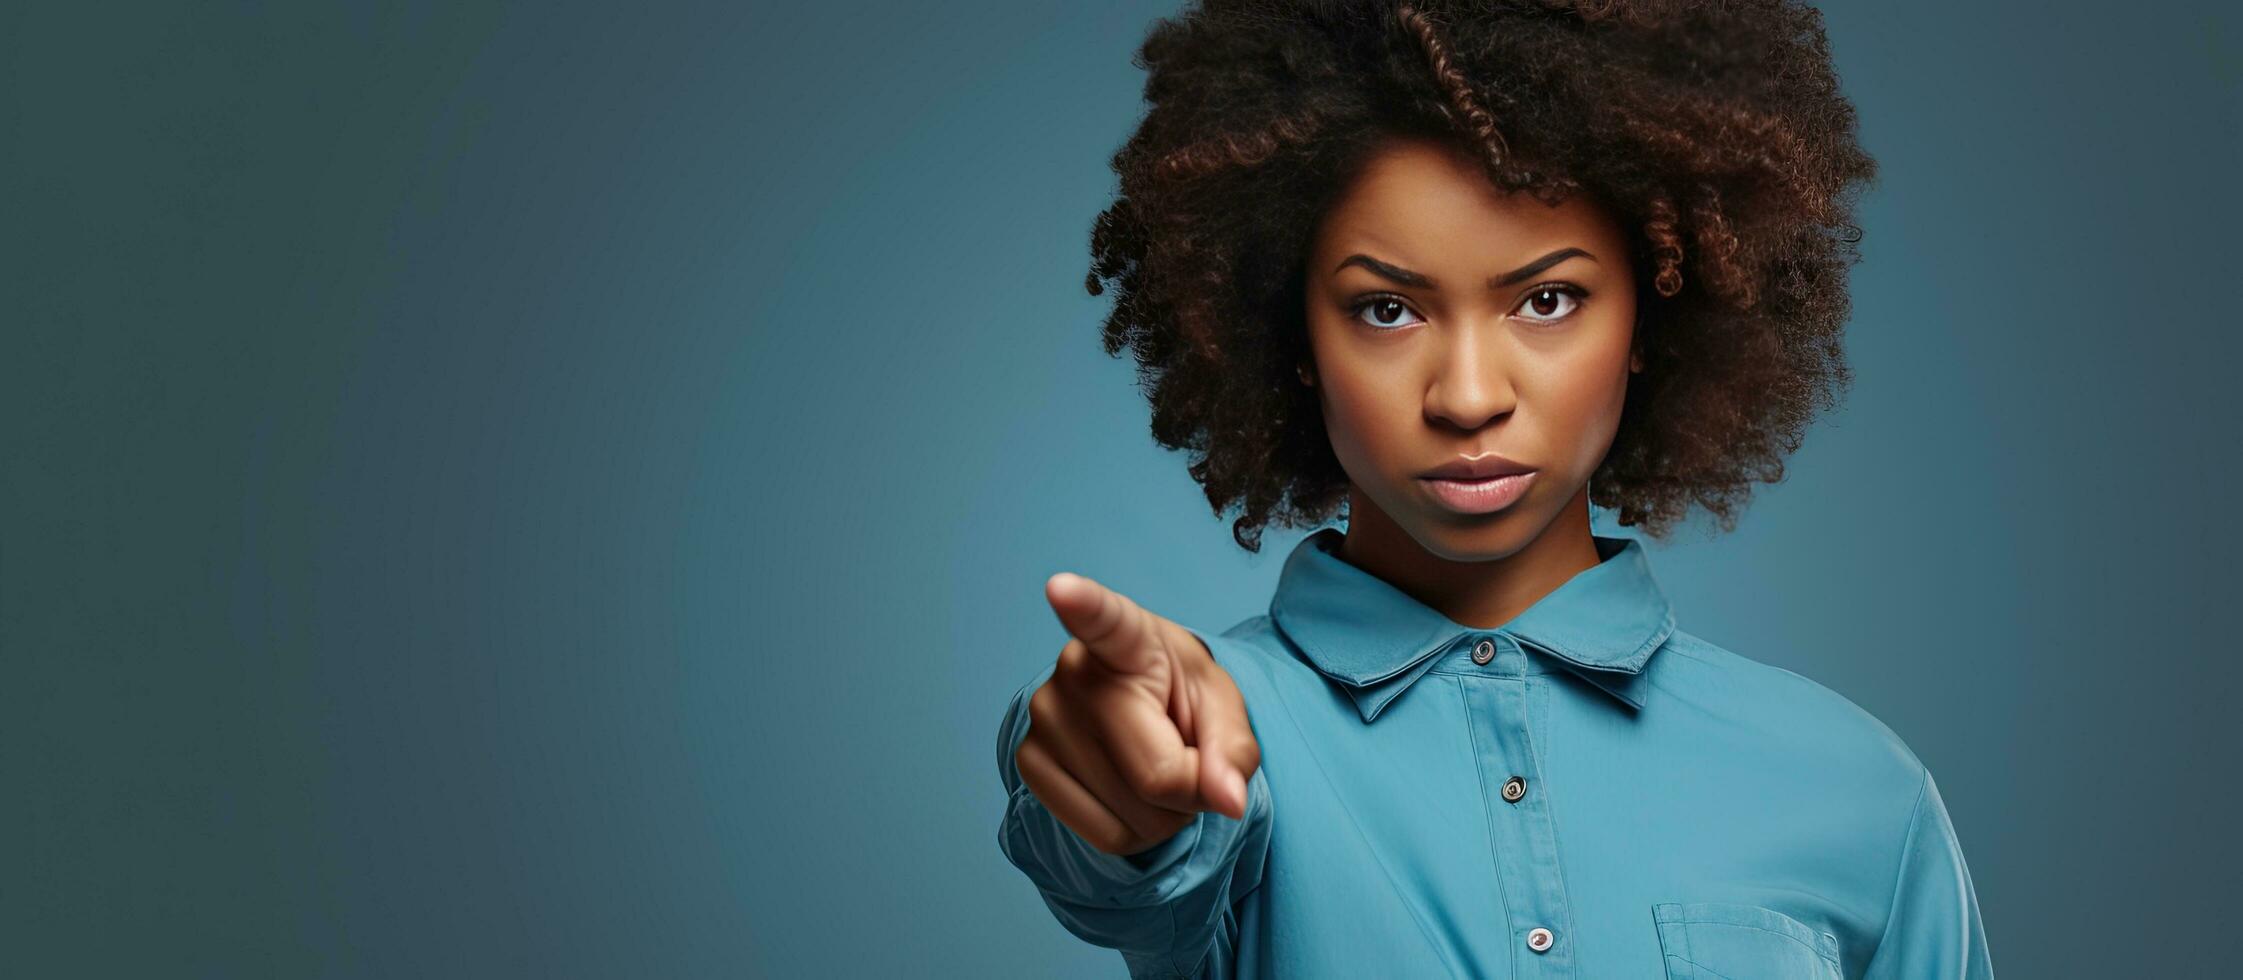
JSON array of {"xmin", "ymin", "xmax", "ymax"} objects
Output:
[{"xmin": 4, "ymin": 1, "xmax": 2234, "ymax": 976}]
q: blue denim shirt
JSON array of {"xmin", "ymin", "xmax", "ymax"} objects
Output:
[{"xmin": 996, "ymin": 528, "xmax": 1993, "ymax": 978}]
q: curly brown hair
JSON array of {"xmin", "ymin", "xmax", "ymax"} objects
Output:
[{"xmin": 1085, "ymin": 0, "xmax": 1877, "ymax": 552}]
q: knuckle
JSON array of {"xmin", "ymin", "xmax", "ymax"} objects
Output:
[
  {"xmin": 1092, "ymin": 826, "xmax": 1137, "ymax": 856},
  {"xmin": 1172, "ymin": 621, "xmax": 1209, "ymax": 655},
  {"xmin": 1203, "ymin": 658, "xmax": 1239, "ymax": 688},
  {"xmin": 1055, "ymin": 637, "xmax": 1088, "ymax": 674},
  {"xmin": 1132, "ymin": 753, "xmax": 1191, "ymax": 802},
  {"xmin": 1027, "ymin": 682, "xmax": 1063, "ymax": 731},
  {"xmin": 1058, "ymin": 812, "xmax": 1106, "ymax": 851},
  {"xmin": 1116, "ymin": 595, "xmax": 1151, "ymax": 635}
]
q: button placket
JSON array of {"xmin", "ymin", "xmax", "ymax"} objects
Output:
[{"xmin": 1459, "ymin": 631, "xmax": 1577, "ymax": 976}]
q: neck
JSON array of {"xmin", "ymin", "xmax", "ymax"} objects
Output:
[{"xmin": 1337, "ymin": 484, "xmax": 1604, "ymax": 631}]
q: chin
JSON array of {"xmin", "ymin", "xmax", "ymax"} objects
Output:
[{"xmin": 1406, "ymin": 508, "xmax": 1544, "ymax": 562}]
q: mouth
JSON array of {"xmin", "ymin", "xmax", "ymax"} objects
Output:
[{"xmin": 1418, "ymin": 471, "xmax": 1538, "ymax": 515}]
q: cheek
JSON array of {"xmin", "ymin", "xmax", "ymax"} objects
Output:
[
  {"xmin": 1530, "ymin": 349, "xmax": 1632, "ymax": 473},
  {"xmin": 1317, "ymin": 366, "xmax": 1400, "ymax": 470},
  {"xmin": 1306, "ymin": 328, "xmax": 1422, "ymax": 481}
]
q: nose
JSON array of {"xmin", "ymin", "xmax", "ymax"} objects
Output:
[{"xmin": 1423, "ymin": 318, "xmax": 1516, "ymax": 431}]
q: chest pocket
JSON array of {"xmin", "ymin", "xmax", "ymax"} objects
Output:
[{"xmin": 1651, "ymin": 902, "xmax": 1842, "ymax": 980}]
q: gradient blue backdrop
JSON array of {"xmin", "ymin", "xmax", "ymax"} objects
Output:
[{"xmin": 5, "ymin": 1, "xmax": 2236, "ymax": 976}]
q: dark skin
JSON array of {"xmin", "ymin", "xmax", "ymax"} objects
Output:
[
  {"xmin": 1022, "ymin": 135, "xmax": 1645, "ymax": 855},
  {"xmin": 1306, "ymin": 135, "xmax": 1643, "ymax": 630}
]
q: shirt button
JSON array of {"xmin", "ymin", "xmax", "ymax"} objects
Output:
[
  {"xmin": 1527, "ymin": 927, "xmax": 1554, "ymax": 953},
  {"xmin": 1501, "ymin": 775, "xmax": 1527, "ymax": 803},
  {"xmin": 1471, "ymin": 638, "xmax": 1496, "ymax": 665}
]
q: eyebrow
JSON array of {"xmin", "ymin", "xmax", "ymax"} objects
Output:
[{"xmin": 1332, "ymin": 248, "xmax": 1597, "ymax": 290}]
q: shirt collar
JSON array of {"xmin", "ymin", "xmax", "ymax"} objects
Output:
[{"xmin": 1268, "ymin": 527, "xmax": 1677, "ymax": 723}]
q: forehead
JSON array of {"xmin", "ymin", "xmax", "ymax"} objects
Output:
[{"xmin": 1313, "ymin": 137, "xmax": 1624, "ymax": 261}]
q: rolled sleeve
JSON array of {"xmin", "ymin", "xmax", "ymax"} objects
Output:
[
  {"xmin": 1863, "ymin": 767, "xmax": 1995, "ymax": 979},
  {"xmin": 993, "ymin": 630, "xmax": 1274, "ymax": 979}
]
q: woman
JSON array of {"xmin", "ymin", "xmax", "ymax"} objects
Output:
[{"xmin": 994, "ymin": 1, "xmax": 1993, "ymax": 976}]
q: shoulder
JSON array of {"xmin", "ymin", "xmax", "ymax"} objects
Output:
[
  {"xmin": 1649, "ymin": 627, "xmax": 1928, "ymax": 797},
  {"xmin": 1180, "ymin": 613, "xmax": 1341, "ymax": 716},
  {"xmin": 1187, "ymin": 612, "xmax": 1316, "ymax": 688}
]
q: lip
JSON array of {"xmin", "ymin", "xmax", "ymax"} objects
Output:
[
  {"xmin": 1418, "ymin": 460, "xmax": 1538, "ymax": 515},
  {"xmin": 1420, "ymin": 454, "xmax": 1536, "ymax": 480}
]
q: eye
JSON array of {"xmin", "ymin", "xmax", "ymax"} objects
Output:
[
  {"xmin": 1350, "ymin": 285, "xmax": 1590, "ymax": 331},
  {"xmin": 1349, "ymin": 293, "xmax": 1425, "ymax": 331},
  {"xmin": 1513, "ymin": 283, "xmax": 1588, "ymax": 324}
]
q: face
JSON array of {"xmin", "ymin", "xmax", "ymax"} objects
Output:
[{"xmin": 1302, "ymin": 136, "xmax": 1640, "ymax": 563}]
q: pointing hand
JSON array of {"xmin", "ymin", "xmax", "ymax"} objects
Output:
[{"xmin": 1014, "ymin": 572, "xmax": 1262, "ymax": 856}]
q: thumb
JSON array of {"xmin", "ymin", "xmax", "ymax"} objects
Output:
[
  {"xmin": 1045, "ymin": 572, "xmax": 1160, "ymax": 676},
  {"xmin": 1191, "ymin": 677, "xmax": 1258, "ymax": 820}
]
